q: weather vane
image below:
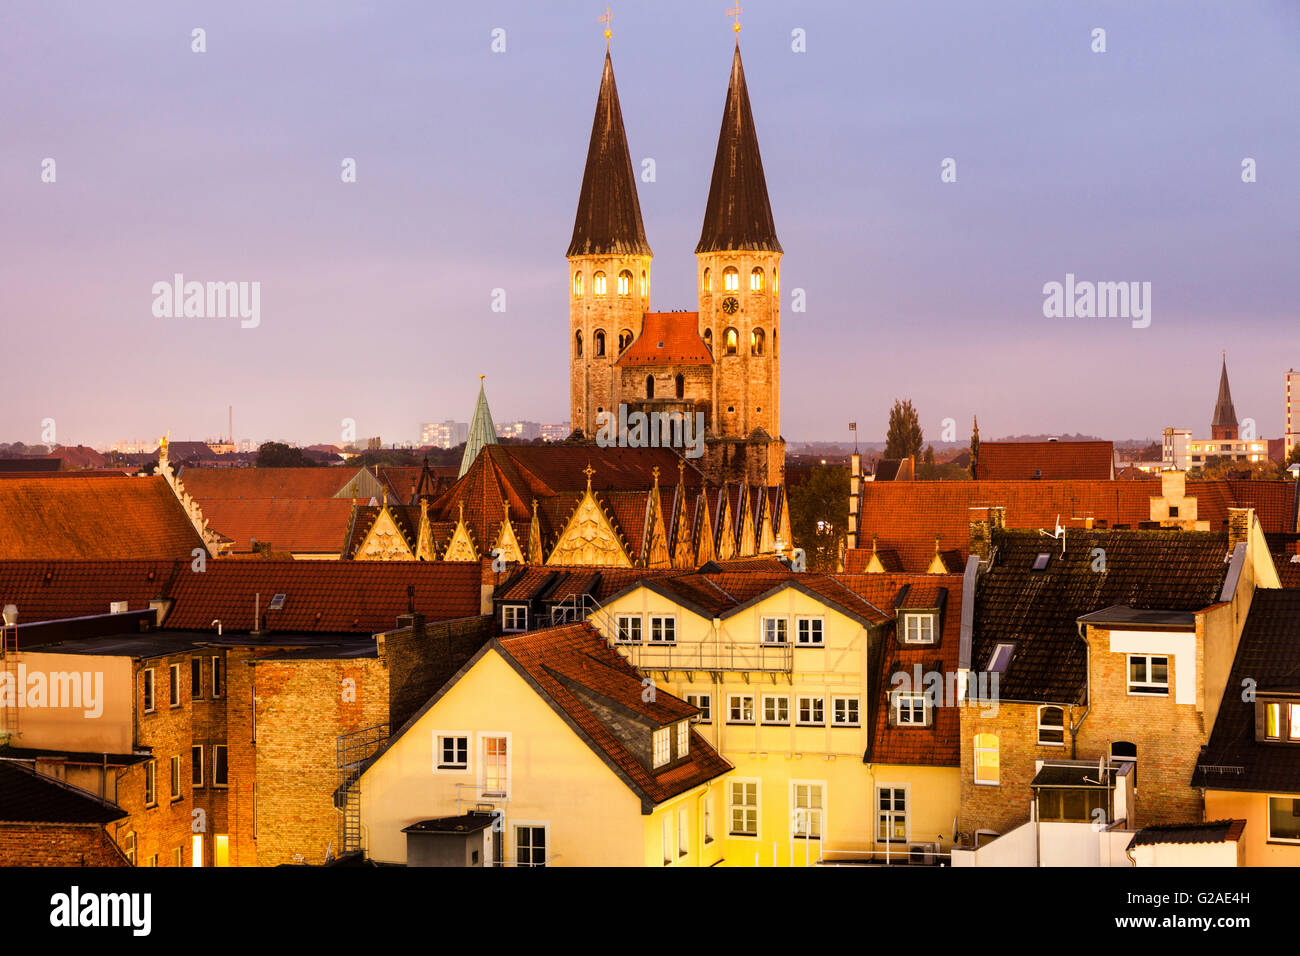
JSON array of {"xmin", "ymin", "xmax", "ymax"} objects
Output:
[
  {"xmin": 726, "ymin": 2, "xmax": 742, "ymax": 34},
  {"xmin": 599, "ymin": 7, "xmax": 613, "ymax": 44}
]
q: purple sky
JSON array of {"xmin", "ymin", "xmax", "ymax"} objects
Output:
[{"xmin": 3, "ymin": 0, "xmax": 1298, "ymax": 449}]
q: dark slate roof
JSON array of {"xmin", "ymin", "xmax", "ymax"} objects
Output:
[
  {"xmin": 0, "ymin": 759, "xmax": 127, "ymax": 824},
  {"xmin": 1128, "ymin": 819, "xmax": 1246, "ymax": 848},
  {"xmin": 1075, "ymin": 606, "xmax": 1197, "ymax": 629},
  {"xmin": 695, "ymin": 44, "xmax": 781, "ymax": 254},
  {"xmin": 1212, "ymin": 356, "xmax": 1238, "ymax": 430},
  {"xmin": 403, "ymin": 814, "xmax": 495, "ymax": 834},
  {"xmin": 1192, "ymin": 589, "xmax": 1300, "ymax": 793},
  {"xmin": 1031, "ymin": 761, "xmax": 1121, "ymax": 789},
  {"xmin": 567, "ymin": 51, "xmax": 651, "ymax": 258},
  {"xmin": 972, "ymin": 529, "xmax": 1232, "ymax": 703}
]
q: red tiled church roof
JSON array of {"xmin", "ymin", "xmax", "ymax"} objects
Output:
[{"xmin": 616, "ymin": 313, "xmax": 712, "ymax": 367}]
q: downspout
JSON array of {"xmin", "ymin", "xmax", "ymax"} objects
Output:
[{"xmin": 1069, "ymin": 620, "xmax": 1091, "ymax": 759}]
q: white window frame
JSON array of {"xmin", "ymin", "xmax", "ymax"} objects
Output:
[
  {"xmin": 649, "ymin": 615, "xmax": 676, "ymax": 644},
  {"xmin": 501, "ymin": 604, "xmax": 528, "ymax": 633},
  {"xmin": 434, "ymin": 732, "xmax": 471, "ymax": 773},
  {"xmin": 1037, "ymin": 705, "xmax": 1066, "ymax": 746},
  {"xmin": 796, "ymin": 616, "xmax": 824, "ymax": 646},
  {"xmin": 169, "ymin": 663, "xmax": 181, "ymax": 708},
  {"xmin": 212, "ymin": 745, "xmax": 228, "ymax": 788},
  {"xmin": 892, "ymin": 691, "xmax": 928, "ymax": 726},
  {"xmin": 211, "ymin": 656, "xmax": 223, "ymax": 698},
  {"xmin": 797, "ymin": 696, "xmax": 825, "ymax": 726},
  {"xmin": 832, "ymin": 696, "xmax": 860, "ymax": 727},
  {"xmin": 791, "ymin": 780, "xmax": 826, "ymax": 841},
  {"xmin": 124, "ymin": 831, "xmax": 136, "ymax": 864},
  {"xmin": 1127, "ymin": 654, "xmax": 1170, "ymax": 696},
  {"xmin": 876, "ymin": 784, "xmax": 909, "ymax": 844},
  {"xmin": 762, "ymin": 694, "xmax": 790, "ymax": 725},
  {"xmin": 728, "ymin": 693, "xmax": 755, "ymax": 724},
  {"xmin": 728, "ymin": 778, "xmax": 760, "ymax": 839},
  {"xmin": 761, "ymin": 617, "xmax": 788, "ymax": 645},
  {"xmin": 652, "ymin": 727, "xmax": 671, "ymax": 768},
  {"xmin": 170, "ymin": 754, "xmax": 182, "ymax": 800},
  {"xmin": 143, "ymin": 668, "xmax": 155, "ymax": 714},
  {"xmin": 615, "ymin": 614, "xmax": 642, "ymax": 644},
  {"xmin": 513, "ymin": 821, "xmax": 549, "ymax": 867},
  {"xmin": 144, "ymin": 760, "xmax": 156, "ymax": 807},
  {"xmin": 677, "ymin": 721, "xmax": 689, "ymax": 758},
  {"xmin": 902, "ymin": 613, "xmax": 937, "ymax": 645},
  {"xmin": 478, "ymin": 732, "xmax": 512, "ymax": 798},
  {"xmin": 973, "ymin": 734, "xmax": 1000, "ymax": 786},
  {"xmin": 1267, "ymin": 795, "xmax": 1300, "ymax": 844},
  {"xmin": 686, "ymin": 693, "xmax": 712, "ymax": 723},
  {"xmin": 988, "ymin": 643, "xmax": 1015, "ymax": 672}
]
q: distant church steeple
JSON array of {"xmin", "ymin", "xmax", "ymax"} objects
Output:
[
  {"xmin": 567, "ymin": 50, "xmax": 651, "ymax": 258},
  {"xmin": 696, "ymin": 42, "xmax": 781, "ymax": 254},
  {"xmin": 1211, "ymin": 354, "xmax": 1239, "ymax": 441},
  {"xmin": 460, "ymin": 376, "xmax": 497, "ymax": 478}
]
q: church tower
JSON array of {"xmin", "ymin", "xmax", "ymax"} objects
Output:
[
  {"xmin": 568, "ymin": 47, "xmax": 652, "ymax": 438},
  {"xmin": 696, "ymin": 35, "xmax": 784, "ymax": 483},
  {"xmin": 1211, "ymin": 355, "xmax": 1239, "ymax": 441}
]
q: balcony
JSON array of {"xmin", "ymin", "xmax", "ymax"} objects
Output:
[{"xmin": 619, "ymin": 640, "xmax": 793, "ymax": 675}]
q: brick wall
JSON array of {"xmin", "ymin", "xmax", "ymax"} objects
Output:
[{"xmin": 0, "ymin": 824, "xmax": 129, "ymax": 866}]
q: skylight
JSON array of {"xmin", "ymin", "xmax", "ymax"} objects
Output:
[
  {"xmin": 989, "ymin": 643, "xmax": 1015, "ymax": 672},
  {"xmin": 268, "ymin": 593, "xmax": 287, "ymax": 611},
  {"xmin": 1032, "ymin": 552, "xmax": 1050, "ymax": 571}
]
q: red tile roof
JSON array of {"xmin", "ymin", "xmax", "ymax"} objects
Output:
[
  {"xmin": 163, "ymin": 560, "xmax": 482, "ymax": 632},
  {"xmin": 177, "ymin": 467, "xmax": 357, "ymax": 499},
  {"xmin": 496, "ymin": 623, "xmax": 731, "ymax": 806},
  {"xmin": 975, "ymin": 441, "xmax": 1114, "ymax": 480},
  {"xmin": 197, "ymin": 498, "xmax": 360, "ymax": 554},
  {"xmin": 0, "ymin": 559, "xmax": 183, "ymax": 622},
  {"xmin": 850, "ymin": 478, "xmax": 1298, "ymax": 573},
  {"xmin": 615, "ymin": 313, "xmax": 712, "ymax": 367},
  {"xmin": 0, "ymin": 477, "xmax": 207, "ymax": 559}
]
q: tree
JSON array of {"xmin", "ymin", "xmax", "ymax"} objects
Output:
[
  {"xmin": 787, "ymin": 464, "xmax": 849, "ymax": 572},
  {"xmin": 1287, "ymin": 444, "xmax": 1300, "ymax": 468},
  {"xmin": 256, "ymin": 442, "xmax": 319, "ymax": 468},
  {"xmin": 884, "ymin": 399, "xmax": 923, "ymax": 460}
]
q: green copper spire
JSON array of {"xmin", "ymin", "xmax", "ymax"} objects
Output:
[{"xmin": 459, "ymin": 376, "xmax": 498, "ymax": 478}]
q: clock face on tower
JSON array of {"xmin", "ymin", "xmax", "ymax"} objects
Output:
[{"xmin": 721, "ymin": 296, "xmax": 739, "ymax": 315}]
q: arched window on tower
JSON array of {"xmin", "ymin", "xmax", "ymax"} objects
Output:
[
  {"xmin": 703, "ymin": 328, "xmax": 713, "ymax": 352},
  {"xmin": 574, "ymin": 330, "xmax": 583, "ymax": 358},
  {"xmin": 618, "ymin": 329, "xmax": 632, "ymax": 353},
  {"xmin": 702, "ymin": 267, "xmax": 712, "ymax": 291},
  {"xmin": 645, "ymin": 375, "xmax": 655, "ymax": 399},
  {"xmin": 724, "ymin": 327, "xmax": 739, "ymax": 356},
  {"xmin": 618, "ymin": 270, "xmax": 632, "ymax": 296},
  {"xmin": 774, "ymin": 267, "xmax": 779, "ymax": 294},
  {"xmin": 573, "ymin": 271, "xmax": 583, "ymax": 296},
  {"xmin": 723, "ymin": 267, "xmax": 739, "ymax": 292},
  {"xmin": 675, "ymin": 374, "xmax": 685, "ymax": 399},
  {"xmin": 773, "ymin": 329, "xmax": 777, "ymax": 355},
  {"xmin": 640, "ymin": 271, "xmax": 647, "ymax": 297},
  {"xmin": 750, "ymin": 328, "xmax": 765, "ymax": 355},
  {"xmin": 593, "ymin": 271, "xmax": 607, "ymax": 296},
  {"xmin": 750, "ymin": 267, "xmax": 764, "ymax": 292},
  {"xmin": 594, "ymin": 330, "xmax": 606, "ymax": 357}
]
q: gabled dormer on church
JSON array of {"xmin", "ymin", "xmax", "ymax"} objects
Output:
[{"xmin": 569, "ymin": 48, "xmax": 653, "ymax": 438}]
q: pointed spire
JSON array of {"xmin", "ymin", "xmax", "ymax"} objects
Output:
[
  {"xmin": 567, "ymin": 51, "xmax": 651, "ymax": 258},
  {"xmin": 459, "ymin": 376, "xmax": 498, "ymax": 478},
  {"xmin": 1212, "ymin": 354, "xmax": 1238, "ymax": 435},
  {"xmin": 696, "ymin": 43, "xmax": 781, "ymax": 254}
]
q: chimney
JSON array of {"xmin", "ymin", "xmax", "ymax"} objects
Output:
[
  {"xmin": 969, "ymin": 507, "xmax": 992, "ymax": 563},
  {"xmin": 848, "ymin": 453, "xmax": 861, "ymax": 549},
  {"xmin": 395, "ymin": 612, "xmax": 426, "ymax": 641},
  {"xmin": 1227, "ymin": 507, "xmax": 1253, "ymax": 551}
]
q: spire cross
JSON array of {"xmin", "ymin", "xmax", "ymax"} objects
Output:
[
  {"xmin": 599, "ymin": 7, "xmax": 613, "ymax": 44},
  {"xmin": 726, "ymin": 2, "xmax": 742, "ymax": 33},
  {"xmin": 583, "ymin": 463, "xmax": 596, "ymax": 489}
]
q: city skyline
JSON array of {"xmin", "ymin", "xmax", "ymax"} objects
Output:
[{"xmin": 4, "ymin": 1, "xmax": 1297, "ymax": 448}]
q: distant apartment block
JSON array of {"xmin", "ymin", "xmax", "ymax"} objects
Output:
[
  {"xmin": 1286, "ymin": 369, "xmax": 1300, "ymax": 460},
  {"xmin": 497, "ymin": 421, "xmax": 540, "ymax": 441},
  {"xmin": 421, "ymin": 421, "xmax": 469, "ymax": 449},
  {"xmin": 539, "ymin": 423, "xmax": 571, "ymax": 442},
  {"xmin": 1162, "ymin": 427, "xmax": 1267, "ymax": 469}
]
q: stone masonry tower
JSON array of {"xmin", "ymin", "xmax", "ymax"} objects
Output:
[
  {"xmin": 568, "ymin": 49, "xmax": 652, "ymax": 438},
  {"xmin": 696, "ymin": 39, "xmax": 784, "ymax": 484},
  {"xmin": 1210, "ymin": 355, "xmax": 1239, "ymax": 441}
]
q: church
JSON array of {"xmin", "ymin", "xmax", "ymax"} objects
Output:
[{"xmin": 568, "ymin": 33, "xmax": 785, "ymax": 488}]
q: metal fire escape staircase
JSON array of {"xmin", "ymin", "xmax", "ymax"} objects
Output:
[{"xmin": 334, "ymin": 722, "xmax": 389, "ymax": 857}]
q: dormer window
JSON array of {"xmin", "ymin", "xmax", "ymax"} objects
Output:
[
  {"xmin": 891, "ymin": 691, "xmax": 930, "ymax": 727},
  {"xmin": 902, "ymin": 613, "xmax": 936, "ymax": 644},
  {"xmin": 652, "ymin": 727, "xmax": 670, "ymax": 768},
  {"xmin": 1260, "ymin": 700, "xmax": 1300, "ymax": 742}
]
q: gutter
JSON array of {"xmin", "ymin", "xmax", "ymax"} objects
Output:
[
  {"xmin": 958, "ymin": 555, "xmax": 979, "ymax": 678},
  {"xmin": 1219, "ymin": 542, "xmax": 1247, "ymax": 604}
]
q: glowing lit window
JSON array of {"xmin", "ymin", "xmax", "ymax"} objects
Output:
[
  {"xmin": 640, "ymin": 271, "xmax": 647, "ymax": 296},
  {"xmin": 724, "ymin": 328, "xmax": 738, "ymax": 356},
  {"xmin": 703, "ymin": 267, "xmax": 712, "ymax": 291},
  {"xmin": 750, "ymin": 267, "xmax": 764, "ymax": 291},
  {"xmin": 593, "ymin": 271, "xmax": 607, "ymax": 296},
  {"xmin": 751, "ymin": 328, "xmax": 765, "ymax": 355},
  {"xmin": 573, "ymin": 271, "xmax": 583, "ymax": 296},
  {"xmin": 974, "ymin": 733, "xmax": 1000, "ymax": 784},
  {"xmin": 723, "ymin": 267, "xmax": 739, "ymax": 292},
  {"xmin": 617, "ymin": 270, "xmax": 631, "ymax": 296}
]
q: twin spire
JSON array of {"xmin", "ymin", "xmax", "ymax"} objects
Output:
[{"xmin": 568, "ymin": 37, "xmax": 779, "ymax": 259}]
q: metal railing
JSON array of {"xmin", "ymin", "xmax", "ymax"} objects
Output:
[
  {"xmin": 335, "ymin": 721, "xmax": 390, "ymax": 855},
  {"xmin": 621, "ymin": 640, "xmax": 793, "ymax": 673}
]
